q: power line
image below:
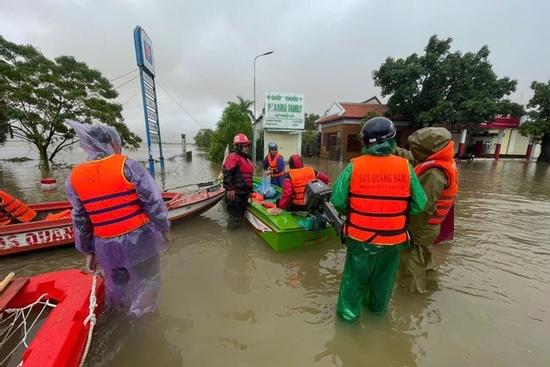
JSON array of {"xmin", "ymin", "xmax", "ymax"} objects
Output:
[
  {"xmin": 156, "ymin": 82, "xmax": 204, "ymax": 129},
  {"xmin": 122, "ymin": 90, "xmax": 140, "ymax": 106},
  {"xmin": 113, "ymin": 75, "xmax": 139, "ymax": 90},
  {"xmin": 109, "ymin": 69, "xmax": 138, "ymax": 82}
]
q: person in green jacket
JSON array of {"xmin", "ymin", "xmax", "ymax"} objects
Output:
[
  {"xmin": 395, "ymin": 127, "xmax": 458, "ymax": 293},
  {"xmin": 331, "ymin": 117, "xmax": 427, "ymax": 322}
]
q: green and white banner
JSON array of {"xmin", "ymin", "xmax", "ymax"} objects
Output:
[{"xmin": 264, "ymin": 91, "xmax": 304, "ymax": 130}]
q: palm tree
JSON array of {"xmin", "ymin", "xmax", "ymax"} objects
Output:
[{"xmin": 235, "ymin": 95, "xmax": 255, "ymax": 122}]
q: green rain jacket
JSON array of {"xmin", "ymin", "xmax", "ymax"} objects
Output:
[
  {"xmin": 331, "ymin": 139, "xmax": 427, "ymax": 249},
  {"xmin": 396, "ymin": 127, "xmax": 452, "ymax": 246}
]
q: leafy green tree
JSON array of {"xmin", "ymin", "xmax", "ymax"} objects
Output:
[
  {"xmin": 373, "ymin": 35, "xmax": 520, "ymax": 129},
  {"xmin": 304, "ymin": 113, "xmax": 320, "ymax": 130},
  {"xmin": 0, "ymin": 101, "xmax": 9, "ymax": 144},
  {"xmin": 520, "ymin": 80, "xmax": 550, "ymax": 163},
  {"xmin": 194, "ymin": 128, "xmax": 214, "ymax": 148},
  {"xmin": 0, "ymin": 36, "xmax": 140, "ymax": 171},
  {"xmin": 301, "ymin": 130, "xmax": 320, "ymax": 157},
  {"xmin": 299, "ymin": 113, "xmax": 321, "ymax": 157},
  {"xmin": 208, "ymin": 97, "xmax": 253, "ymax": 163}
]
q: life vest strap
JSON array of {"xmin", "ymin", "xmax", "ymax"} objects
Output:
[
  {"xmin": 87, "ymin": 199, "xmax": 141, "ymax": 216},
  {"xmin": 93, "ymin": 208, "xmax": 144, "ymax": 227},
  {"xmin": 348, "ymin": 207, "xmax": 408, "ymax": 217},
  {"xmin": 346, "ymin": 222, "xmax": 407, "ymax": 236},
  {"xmin": 81, "ymin": 189, "xmax": 137, "ymax": 205},
  {"xmin": 349, "ymin": 192, "xmax": 410, "ymax": 201}
]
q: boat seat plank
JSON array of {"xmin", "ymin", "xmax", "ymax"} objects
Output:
[{"xmin": 0, "ymin": 277, "xmax": 29, "ymax": 312}]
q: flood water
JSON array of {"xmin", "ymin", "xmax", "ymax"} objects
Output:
[{"xmin": 1, "ymin": 141, "xmax": 549, "ymax": 366}]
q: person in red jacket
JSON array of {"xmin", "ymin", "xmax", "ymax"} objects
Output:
[
  {"xmin": 223, "ymin": 133, "xmax": 255, "ymax": 229},
  {"xmin": 277, "ymin": 154, "xmax": 330, "ymax": 210}
]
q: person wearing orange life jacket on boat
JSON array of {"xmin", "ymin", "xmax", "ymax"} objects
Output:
[
  {"xmin": 277, "ymin": 154, "xmax": 330, "ymax": 211},
  {"xmin": 262, "ymin": 142, "xmax": 285, "ymax": 187},
  {"xmin": 223, "ymin": 133, "xmax": 254, "ymax": 229},
  {"xmin": 331, "ymin": 117, "xmax": 427, "ymax": 322},
  {"xmin": 64, "ymin": 121, "xmax": 172, "ymax": 317},
  {"xmin": 395, "ymin": 127, "xmax": 458, "ymax": 294}
]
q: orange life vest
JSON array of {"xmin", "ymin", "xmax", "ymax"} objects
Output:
[
  {"xmin": 0, "ymin": 212, "xmax": 9, "ymax": 226},
  {"xmin": 0, "ymin": 191, "xmax": 37, "ymax": 224},
  {"xmin": 288, "ymin": 167, "xmax": 317, "ymax": 207},
  {"xmin": 267, "ymin": 153, "xmax": 284, "ymax": 177},
  {"xmin": 71, "ymin": 154, "xmax": 150, "ymax": 238},
  {"xmin": 415, "ymin": 142, "xmax": 458, "ymax": 225},
  {"xmin": 346, "ymin": 155, "xmax": 411, "ymax": 245}
]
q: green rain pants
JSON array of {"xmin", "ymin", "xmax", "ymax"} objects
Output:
[{"xmin": 336, "ymin": 239, "xmax": 406, "ymax": 322}]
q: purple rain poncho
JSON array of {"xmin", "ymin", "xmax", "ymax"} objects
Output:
[{"xmin": 64, "ymin": 121, "xmax": 170, "ymax": 317}]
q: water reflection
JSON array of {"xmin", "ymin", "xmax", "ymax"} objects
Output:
[
  {"xmin": 85, "ymin": 313, "xmax": 185, "ymax": 367},
  {"xmin": 315, "ymin": 315, "xmax": 418, "ymax": 367},
  {"xmin": 223, "ymin": 226, "xmax": 255, "ymax": 294}
]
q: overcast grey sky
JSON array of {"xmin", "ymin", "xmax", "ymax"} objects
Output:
[{"xmin": 1, "ymin": 0, "xmax": 549, "ymax": 142}]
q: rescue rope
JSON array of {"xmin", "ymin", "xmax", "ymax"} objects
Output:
[
  {"xmin": 0, "ymin": 293, "xmax": 56, "ymax": 366},
  {"xmin": 79, "ymin": 272, "xmax": 99, "ymax": 367},
  {"xmin": 164, "ymin": 180, "xmax": 219, "ymax": 192}
]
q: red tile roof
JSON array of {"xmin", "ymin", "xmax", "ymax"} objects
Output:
[{"xmin": 317, "ymin": 103, "xmax": 389, "ymax": 125}]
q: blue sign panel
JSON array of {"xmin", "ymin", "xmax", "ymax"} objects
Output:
[
  {"xmin": 133, "ymin": 26, "xmax": 165, "ymax": 176},
  {"xmin": 134, "ymin": 26, "xmax": 155, "ymax": 76}
]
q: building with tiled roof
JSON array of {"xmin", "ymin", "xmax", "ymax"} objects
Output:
[{"xmin": 315, "ymin": 97, "xmax": 412, "ymax": 161}]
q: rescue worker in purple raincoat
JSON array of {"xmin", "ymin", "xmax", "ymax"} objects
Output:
[{"xmin": 65, "ymin": 121, "xmax": 172, "ymax": 317}]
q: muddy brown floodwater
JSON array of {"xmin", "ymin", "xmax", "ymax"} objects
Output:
[{"xmin": 1, "ymin": 141, "xmax": 549, "ymax": 366}]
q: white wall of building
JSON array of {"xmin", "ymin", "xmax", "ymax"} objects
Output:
[{"xmin": 263, "ymin": 131, "xmax": 302, "ymax": 161}]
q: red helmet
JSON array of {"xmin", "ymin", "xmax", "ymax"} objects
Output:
[
  {"xmin": 233, "ymin": 133, "xmax": 250, "ymax": 145},
  {"xmin": 289, "ymin": 154, "xmax": 304, "ymax": 169}
]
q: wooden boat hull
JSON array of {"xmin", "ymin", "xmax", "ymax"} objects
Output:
[
  {"xmin": 0, "ymin": 184, "xmax": 225, "ymax": 257},
  {"xmin": 2, "ymin": 269, "xmax": 105, "ymax": 367}
]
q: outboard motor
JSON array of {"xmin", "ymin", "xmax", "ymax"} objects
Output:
[{"xmin": 304, "ymin": 180, "xmax": 344, "ymax": 237}]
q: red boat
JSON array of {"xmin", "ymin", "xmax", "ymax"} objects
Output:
[
  {"xmin": 0, "ymin": 269, "xmax": 105, "ymax": 367},
  {"xmin": 0, "ymin": 182, "xmax": 225, "ymax": 257}
]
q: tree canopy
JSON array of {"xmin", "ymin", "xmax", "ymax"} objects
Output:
[
  {"xmin": 208, "ymin": 96, "xmax": 253, "ymax": 163},
  {"xmin": 194, "ymin": 128, "xmax": 214, "ymax": 148},
  {"xmin": 0, "ymin": 35, "xmax": 140, "ymax": 170},
  {"xmin": 373, "ymin": 35, "xmax": 521, "ymax": 129},
  {"xmin": 0, "ymin": 101, "xmax": 9, "ymax": 145},
  {"xmin": 304, "ymin": 113, "xmax": 320, "ymax": 130},
  {"xmin": 301, "ymin": 113, "xmax": 321, "ymax": 157},
  {"xmin": 519, "ymin": 80, "xmax": 550, "ymax": 162}
]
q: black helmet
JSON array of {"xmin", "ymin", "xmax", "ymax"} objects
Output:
[
  {"xmin": 268, "ymin": 142, "xmax": 278, "ymax": 151},
  {"xmin": 361, "ymin": 117, "xmax": 396, "ymax": 146}
]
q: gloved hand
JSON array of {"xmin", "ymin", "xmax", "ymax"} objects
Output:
[{"xmin": 85, "ymin": 253, "xmax": 96, "ymax": 272}]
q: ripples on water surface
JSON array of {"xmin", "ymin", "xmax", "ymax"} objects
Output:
[{"xmin": 1, "ymin": 142, "xmax": 549, "ymax": 366}]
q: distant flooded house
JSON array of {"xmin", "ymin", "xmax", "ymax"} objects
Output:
[
  {"xmin": 315, "ymin": 97, "xmax": 412, "ymax": 161},
  {"xmin": 316, "ymin": 97, "xmax": 540, "ymax": 162},
  {"xmin": 452, "ymin": 115, "xmax": 541, "ymax": 160}
]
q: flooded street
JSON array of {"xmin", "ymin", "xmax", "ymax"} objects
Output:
[{"xmin": 1, "ymin": 142, "xmax": 549, "ymax": 366}]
